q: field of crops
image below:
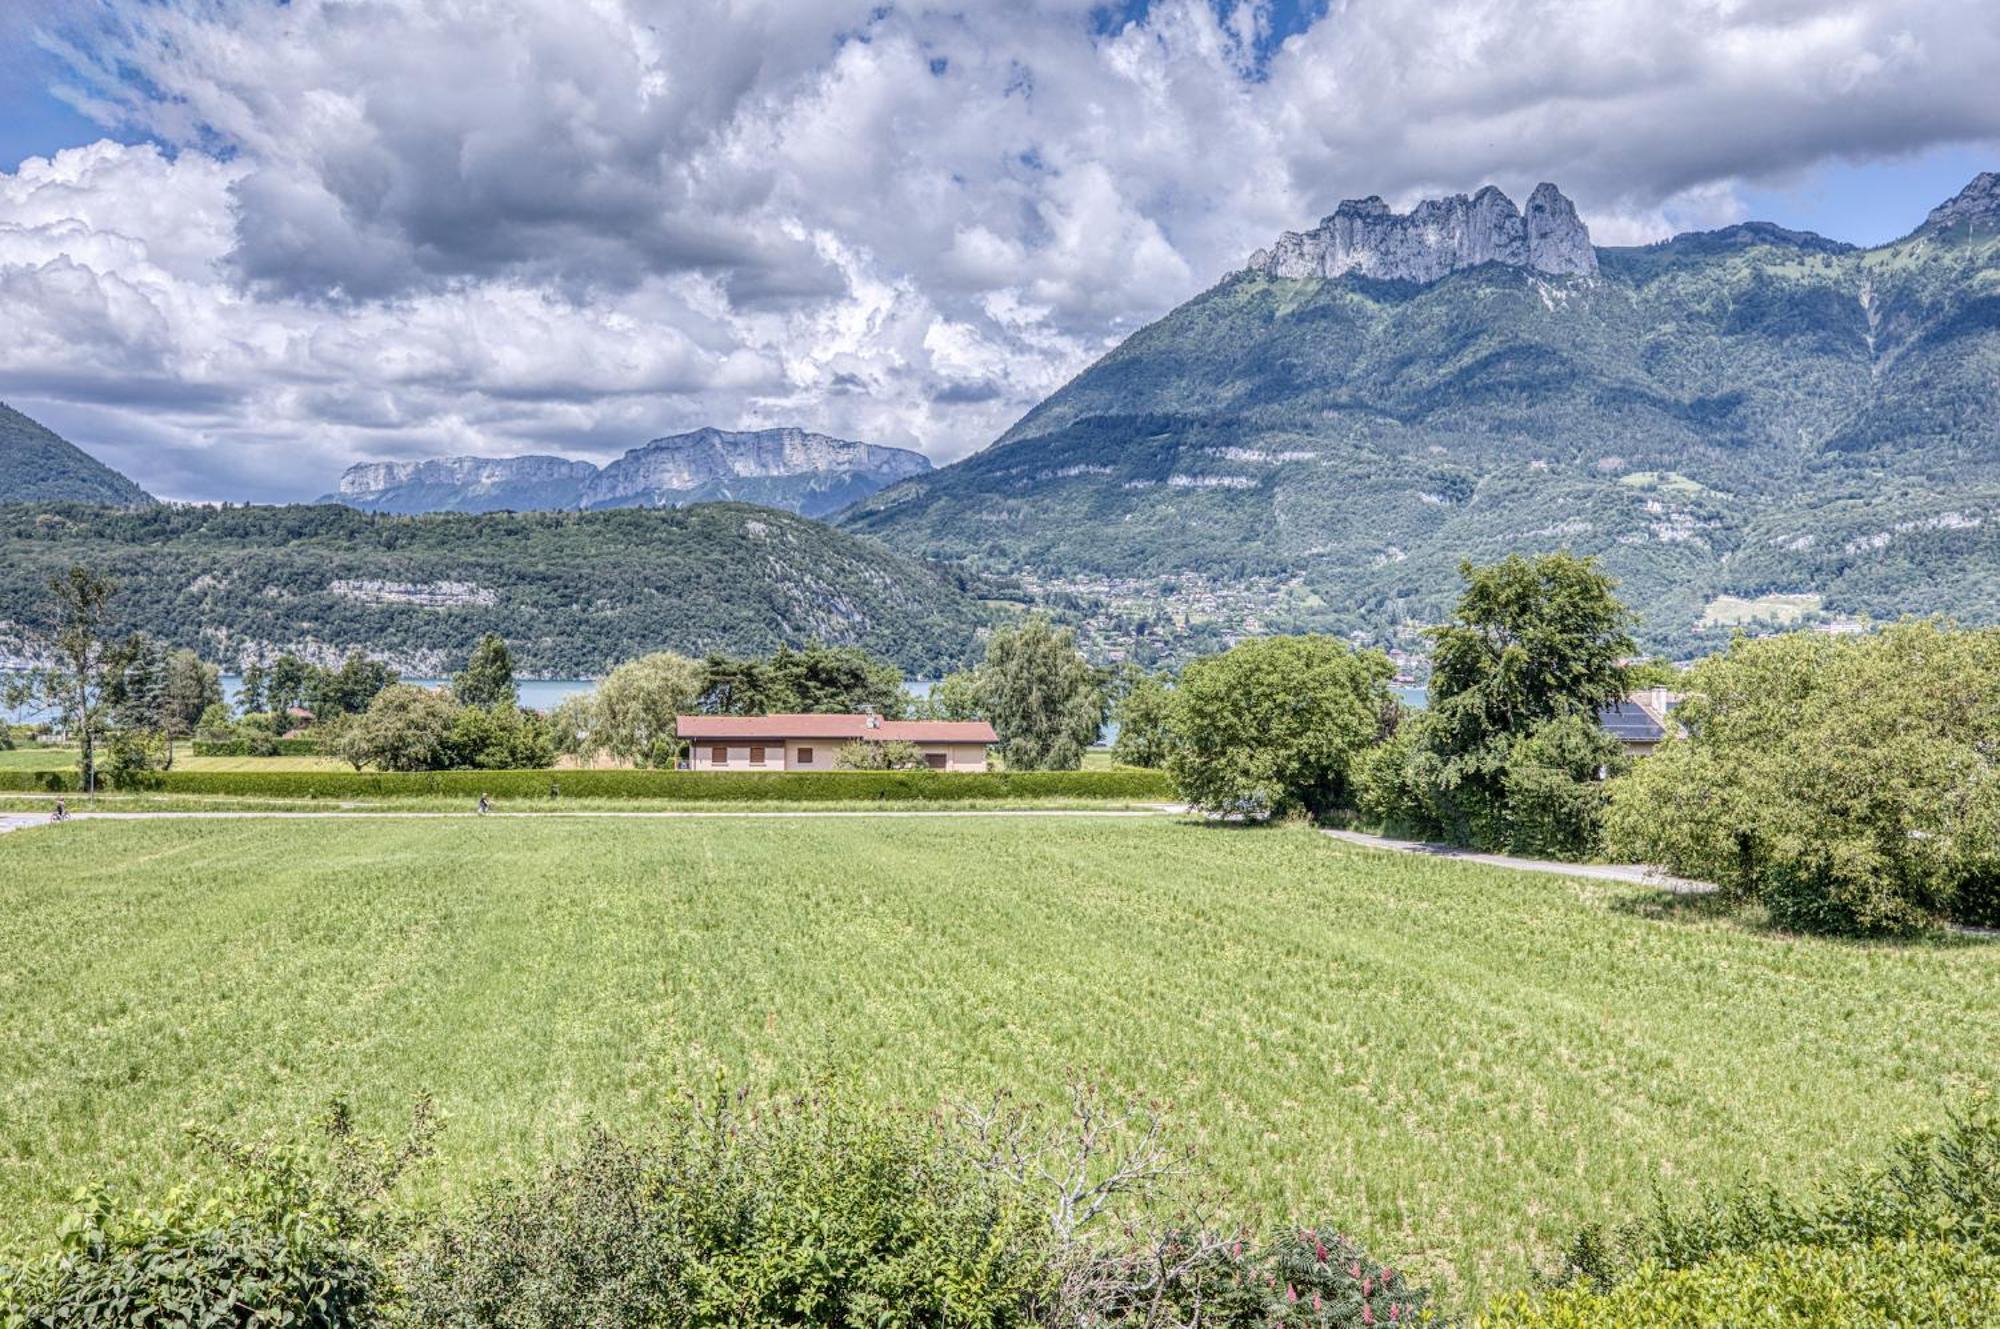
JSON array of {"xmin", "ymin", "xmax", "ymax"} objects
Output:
[{"xmin": 1, "ymin": 816, "xmax": 1993, "ymax": 1304}]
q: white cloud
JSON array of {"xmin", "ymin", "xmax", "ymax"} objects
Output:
[{"xmin": 1, "ymin": 0, "xmax": 1996, "ymax": 499}]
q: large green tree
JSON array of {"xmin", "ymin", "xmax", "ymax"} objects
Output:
[
  {"xmin": 328, "ymin": 684, "xmax": 460, "ymax": 772},
  {"xmin": 587, "ymin": 651, "xmax": 706, "ymax": 767},
  {"xmin": 1404, "ymin": 553, "xmax": 1638, "ymax": 847},
  {"xmin": 1606, "ymin": 620, "xmax": 2000, "ymax": 933},
  {"xmin": 1166, "ymin": 635, "xmax": 1391, "ymax": 818},
  {"xmin": 453, "ymin": 633, "xmax": 518, "ymax": 709},
  {"xmin": 977, "ymin": 617, "xmax": 1105, "ymax": 771}
]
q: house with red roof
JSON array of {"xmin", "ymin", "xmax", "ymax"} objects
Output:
[{"xmin": 675, "ymin": 713, "xmax": 998, "ymax": 772}]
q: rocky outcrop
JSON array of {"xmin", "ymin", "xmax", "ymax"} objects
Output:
[
  {"xmin": 1246, "ymin": 182, "xmax": 1597, "ymax": 283},
  {"xmin": 330, "ymin": 428, "xmax": 931, "ymax": 519},
  {"xmin": 582, "ymin": 428, "xmax": 930, "ymax": 509},
  {"xmin": 1918, "ymin": 172, "xmax": 2000, "ymax": 235},
  {"xmin": 339, "ymin": 455, "xmax": 596, "ymax": 499}
]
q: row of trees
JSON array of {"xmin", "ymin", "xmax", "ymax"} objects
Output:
[{"xmin": 1099, "ymin": 554, "xmax": 1638, "ymax": 852}]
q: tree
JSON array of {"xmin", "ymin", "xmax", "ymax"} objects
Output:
[
  {"xmin": 162, "ymin": 649, "xmax": 223, "ymax": 765},
  {"xmin": 918, "ymin": 670, "xmax": 984, "ymax": 722},
  {"xmin": 453, "ymin": 633, "xmax": 518, "ymax": 709},
  {"xmin": 105, "ymin": 633, "xmax": 170, "ymax": 774},
  {"xmin": 238, "ymin": 659, "xmax": 268, "ymax": 714},
  {"xmin": 328, "ymin": 684, "xmax": 460, "ymax": 772},
  {"xmin": 833, "ymin": 738, "xmax": 926, "ymax": 770},
  {"xmin": 446, "ymin": 703, "xmax": 555, "ymax": 770},
  {"xmin": 698, "ymin": 644, "xmax": 906, "ymax": 717},
  {"xmin": 1165, "ymin": 635, "xmax": 1392, "ymax": 819},
  {"xmin": 3, "ymin": 567, "xmax": 120, "ymax": 794},
  {"xmin": 1606, "ymin": 620, "xmax": 2000, "ymax": 934},
  {"xmin": 266, "ymin": 654, "xmax": 312, "ymax": 716},
  {"xmin": 307, "ymin": 651, "xmax": 397, "ymax": 719},
  {"xmin": 593, "ymin": 651, "xmax": 705, "ymax": 767},
  {"xmin": 1109, "ymin": 668, "xmax": 1175, "ymax": 769},
  {"xmin": 766, "ymin": 644, "xmax": 905, "ymax": 717},
  {"xmin": 1411, "ymin": 553, "xmax": 1637, "ymax": 846},
  {"xmin": 978, "ymin": 617, "xmax": 1105, "ymax": 771}
]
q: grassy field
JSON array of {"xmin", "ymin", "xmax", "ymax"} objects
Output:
[
  {"xmin": 1698, "ymin": 591, "xmax": 1823, "ymax": 627},
  {"xmin": 0, "ymin": 817, "xmax": 1993, "ymax": 1306}
]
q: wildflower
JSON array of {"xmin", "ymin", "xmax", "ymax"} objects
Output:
[
  {"xmin": 1362, "ymin": 1305, "xmax": 1375, "ymax": 1326},
  {"xmin": 1286, "ymin": 1283, "xmax": 1298, "ymax": 1303}
]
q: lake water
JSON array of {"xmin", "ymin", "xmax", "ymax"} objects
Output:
[{"xmin": 16, "ymin": 674, "xmax": 1422, "ymax": 726}]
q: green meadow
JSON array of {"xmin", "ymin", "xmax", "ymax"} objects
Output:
[{"xmin": 1, "ymin": 816, "xmax": 1993, "ymax": 1304}]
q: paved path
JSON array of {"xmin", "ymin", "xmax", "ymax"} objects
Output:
[{"xmin": 1321, "ymin": 828, "xmax": 1717, "ymax": 894}]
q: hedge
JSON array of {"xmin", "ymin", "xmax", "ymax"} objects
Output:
[
  {"xmin": 192, "ymin": 738, "xmax": 323, "ymax": 757},
  {"xmin": 1475, "ymin": 1239, "xmax": 1999, "ymax": 1327},
  {"xmin": 0, "ymin": 767, "xmax": 1177, "ymax": 802}
]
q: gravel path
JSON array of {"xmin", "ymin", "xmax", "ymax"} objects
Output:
[{"xmin": 1321, "ymin": 828, "xmax": 1717, "ymax": 894}]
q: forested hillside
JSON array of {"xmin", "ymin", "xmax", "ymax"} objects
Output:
[
  {"xmin": 0, "ymin": 403, "xmax": 153, "ymax": 507},
  {"xmin": 0, "ymin": 503, "xmax": 992, "ymax": 676},
  {"xmin": 845, "ymin": 176, "xmax": 2000, "ymax": 658}
]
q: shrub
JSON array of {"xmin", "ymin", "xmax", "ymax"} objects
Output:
[
  {"xmin": 1167, "ymin": 636, "xmax": 1394, "ymax": 820},
  {"xmin": 398, "ymin": 1089, "xmax": 1055, "ymax": 1328},
  {"xmin": 1552, "ymin": 1102, "xmax": 1999, "ymax": 1294},
  {"xmin": 1130, "ymin": 1227, "xmax": 1433, "ymax": 1328},
  {"xmin": 1477, "ymin": 1238, "xmax": 1998, "ymax": 1328},
  {"xmin": 1499, "ymin": 715, "xmax": 1627, "ymax": 860},
  {"xmin": 0, "ymin": 1186, "xmax": 383, "ymax": 1329},
  {"xmin": 1606, "ymin": 620, "xmax": 2000, "ymax": 933},
  {"xmin": 834, "ymin": 738, "xmax": 926, "ymax": 770}
]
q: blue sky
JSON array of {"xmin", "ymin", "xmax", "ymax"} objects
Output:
[{"xmin": 1, "ymin": 0, "xmax": 1996, "ymax": 499}]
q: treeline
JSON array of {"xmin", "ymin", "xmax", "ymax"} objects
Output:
[
  {"xmin": 0, "ymin": 500, "xmax": 992, "ymax": 677},
  {"xmin": 1099, "ymin": 552, "xmax": 2000, "ymax": 937},
  {"xmin": 4, "ymin": 1083, "xmax": 1993, "ymax": 1327}
]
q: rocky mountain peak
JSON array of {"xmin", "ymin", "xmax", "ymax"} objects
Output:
[
  {"xmin": 1919, "ymin": 172, "xmax": 2000, "ymax": 234},
  {"xmin": 1247, "ymin": 182, "xmax": 1597, "ymax": 283}
]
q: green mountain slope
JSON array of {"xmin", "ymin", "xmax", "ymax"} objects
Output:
[
  {"xmin": 844, "ymin": 177, "xmax": 2000, "ymax": 659},
  {"xmin": 0, "ymin": 403, "xmax": 153, "ymax": 506},
  {"xmin": 0, "ymin": 503, "xmax": 990, "ymax": 676}
]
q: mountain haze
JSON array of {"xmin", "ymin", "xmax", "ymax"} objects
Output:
[
  {"xmin": 845, "ymin": 176, "xmax": 2000, "ymax": 658},
  {"xmin": 336, "ymin": 427, "xmax": 931, "ymax": 518},
  {"xmin": 0, "ymin": 402, "xmax": 153, "ymax": 507}
]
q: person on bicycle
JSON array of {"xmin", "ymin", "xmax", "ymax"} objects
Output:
[
  {"xmin": 51, "ymin": 797, "xmax": 67, "ymax": 823},
  {"xmin": 477, "ymin": 792, "xmax": 491, "ymax": 816}
]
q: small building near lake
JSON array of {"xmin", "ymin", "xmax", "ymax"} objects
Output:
[{"xmin": 676, "ymin": 713, "xmax": 998, "ymax": 772}]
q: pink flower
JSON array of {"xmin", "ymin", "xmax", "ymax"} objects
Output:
[
  {"xmin": 1286, "ymin": 1283, "xmax": 1299, "ymax": 1303},
  {"xmin": 1314, "ymin": 1239, "xmax": 1328, "ymax": 1262},
  {"xmin": 1388, "ymin": 1306, "xmax": 1401, "ymax": 1323},
  {"xmin": 1362, "ymin": 1305, "xmax": 1375, "ymax": 1326}
]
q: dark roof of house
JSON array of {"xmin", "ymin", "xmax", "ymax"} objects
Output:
[
  {"xmin": 676, "ymin": 713, "xmax": 999, "ymax": 743},
  {"xmin": 1597, "ymin": 702, "xmax": 1667, "ymax": 742}
]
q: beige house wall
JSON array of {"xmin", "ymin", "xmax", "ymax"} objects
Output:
[{"xmin": 685, "ymin": 739, "xmax": 989, "ymax": 771}]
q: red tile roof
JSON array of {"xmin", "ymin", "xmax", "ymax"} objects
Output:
[{"xmin": 676, "ymin": 713, "xmax": 998, "ymax": 744}]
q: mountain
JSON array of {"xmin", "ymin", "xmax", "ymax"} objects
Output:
[
  {"xmin": 0, "ymin": 402, "xmax": 153, "ymax": 506},
  {"xmin": 844, "ymin": 175, "xmax": 2000, "ymax": 662},
  {"xmin": 0, "ymin": 503, "xmax": 990, "ymax": 677},
  {"xmin": 336, "ymin": 455, "xmax": 598, "ymax": 514},
  {"xmin": 334, "ymin": 427, "xmax": 932, "ymax": 519}
]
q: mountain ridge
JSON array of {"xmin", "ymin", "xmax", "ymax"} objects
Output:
[
  {"xmin": 0, "ymin": 402, "xmax": 154, "ymax": 507},
  {"xmin": 844, "ymin": 172, "xmax": 2000, "ymax": 663},
  {"xmin": 334, "ymin": 427, "xmax": 931, "ymax": 518}
]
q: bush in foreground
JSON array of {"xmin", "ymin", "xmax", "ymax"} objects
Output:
[
  {"xmin": 0, "ymin": 1187, "xmax": 383, "ymax": 1329},
  {"xmin": 1477, "ymin": 1238, "xmax": 1998, "ymax": 1328}
]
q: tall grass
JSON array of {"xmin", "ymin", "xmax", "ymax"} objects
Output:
[{"xmin": 0, "ymin": 818, "xmax": 1992, "ymax": 1305}]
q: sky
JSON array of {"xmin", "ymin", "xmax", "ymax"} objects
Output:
[{"xmin": 0, "ymin": 1, "xmax": 1996, "ymax": 503}]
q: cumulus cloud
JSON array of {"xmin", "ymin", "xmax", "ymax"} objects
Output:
[{"xmin": 1, "ymin": 0, "xmax": 1997, "ymax": 500}]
